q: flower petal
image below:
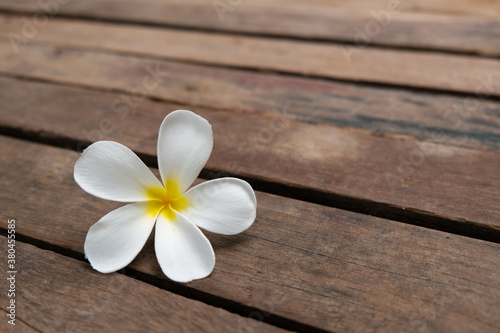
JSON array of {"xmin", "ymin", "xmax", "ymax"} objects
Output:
[
  {"xmin": 155, "ymin": 211, "xmax": 215, "ymax": 283},
  {"xmin": 182, "ymin": 178, "xmax": 257, "ymax": 235},
  {"xmin": 157, "ymin": 110, "xmax": 213, "ymax": 194},
  {"xmin": 74, "ymin": 141, "xmax": 162, "ymax": 202},
  {"xmin": 84, "ymin": 202, "xmax": 157, "ymax": 273}
]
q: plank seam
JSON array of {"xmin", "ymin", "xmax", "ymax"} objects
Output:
[
  {"xmin": 1, "ymin": 9, "xmax": 499, "ymax": 60},
  {"xmin": 0, "ymin": 232, "xmax": 326, "ymax": 333},
  {"xmin": 1, "ymin": 73, "xmax": 499, "ymax": 154}
]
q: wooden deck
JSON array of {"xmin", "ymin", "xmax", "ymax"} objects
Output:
[{"xmin": 1, "ymin": 1, "xmax": 499, "ymax": 332}]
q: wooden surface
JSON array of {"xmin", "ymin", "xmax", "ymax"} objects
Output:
[
  {"xmin": 0, "ymin": 1, "xmax": 499, "ymax": 332},
  {"xmin": 1, "ymin": 16, "xmax": 500, "ymax": 94},
  {"xmin": 0, "ymin": 236, "xmax": 287, "ymax": 333}
]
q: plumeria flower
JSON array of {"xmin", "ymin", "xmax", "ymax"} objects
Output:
[{"xmin": 74, "ymin": 110, "xmax": 256, "ymax": 283}]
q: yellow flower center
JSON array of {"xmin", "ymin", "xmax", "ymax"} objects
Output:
[{"xmin": 145, "ymin": 179, "xmax": 188, "ymax": 220}]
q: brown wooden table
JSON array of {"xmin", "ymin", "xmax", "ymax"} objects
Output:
[{"xmin": 1, "ymin": 1, "xmax": 499, "ymax": 332}]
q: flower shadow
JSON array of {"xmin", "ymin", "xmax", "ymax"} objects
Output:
[{"xmin": 205, "ymin": 232, "xmax": 252, "ymax": 252}]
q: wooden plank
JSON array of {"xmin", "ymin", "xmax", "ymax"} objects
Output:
[
  {"xmin": 3, "ymin": 0, "xmax": 500, "ymax": 18},
  {"xmin": 0, "ymin": 42, "xmax": 499, "ymax": 152},
  {"xmin": 0, "ymin": 0, "xmax": 499, "ymax": 56},
  {"xmin": 0, "ymin": 76, "xmax": 499, "ymax": 236},
  {"xmin": 1, "ymin": 18, "xmax": 500, "ymax": 96},
  {"xmin": 1, "ymin": 135, "xmax": 500, "ymax": 332},
  {"xmin": 0, "ymin": 237, "xmax": 287, "ymax": 333}
]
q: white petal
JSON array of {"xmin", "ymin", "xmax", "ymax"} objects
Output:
[
  {"xmin": 155, "ymin": 211, "xmax": 215, "ymax": 283},
  {"xmin": 157, "ymin": 110, "xmax": 213, "ymax": 194},
  {"xmin": 74, "ymin": 141, "xmax": 162, "ymax": 202},
  {"xmin": 84, "ymin": 202, "xmax": 157, "ymax": 273},
  {"xmin": 182, "ymin": 178, "xmax": 257, "ymax": 235}
]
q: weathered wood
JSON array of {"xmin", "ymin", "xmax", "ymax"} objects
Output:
[
  {"xmin": 1, "ymin": 135, "xmax": 499, "ymax": 332},
  {"xmin": 1, "ymin": 18, "xmax": 500, "ymax": 96},
  {"xmin": 0, "ymin": 237, "xmax": 287, "ymax": 333},
  {"xmin": 0, "ymin": 0, "xmax": 499, "ymax": 56},
  {"xmin": 0, "ymin": 77, "xmax": 499, "ymax": 235},
  {"xmin": 1, "ymin": 2, "xmax": 498, "ymax": 333},
  {"xmin": 0, "ymin": 41, "xmax": 499, "ymax": 152}
]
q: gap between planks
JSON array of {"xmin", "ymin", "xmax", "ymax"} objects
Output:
[
  {"xmin": 0, "ymin": 9, "xmax": 498, "ymax": 61},
  {"xmin": 1, "ymin": 15, "xmax": 500, "ymax": 98},
  {"xmin": 1, "ymin": 18, "xmax": 499, "ymax": 150},
  {"xmin": 0, "ymin": 53, "xmax": 499, "ymax": 152},
  {"xmin": 0, "ymin": 0, "xmax": 499, "ymax": 57},
  {"xmin": 0, "ymin": 235, "xmax": 293, "ymax": 333}
]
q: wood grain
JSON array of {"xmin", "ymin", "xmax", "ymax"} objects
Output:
[
  {"xmin": 0, "ymin": 0, "xmax": 499, "ymax": 56},
  {"xmin": 1, "ymin": 135, "xmax": 499, "ymax": 332},
  {"xmin": 0, "ymin": 237, "xmax": 287, "ymax": 333},
  {"xmin": 0, "ymin": 77, "xmax": 499, "ymax": 236},
  {"xmin": 1, "ymin": 2, "xmax": 499, "ymax": 333},
  {"xmin": 1, "ymin": 17, "xmax": 500, "ymax": 96},
  {"xmin": 0, "ymin": 41, "xmax": 499, "ymax": 152},
  {"xmin": 0, "ymin": 309, "xmax": 38, "ymax": 333}
]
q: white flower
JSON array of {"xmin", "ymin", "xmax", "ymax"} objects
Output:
[{"xmin": 74, "ymin": 110, "xmax": 257, "ymax": 283}]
